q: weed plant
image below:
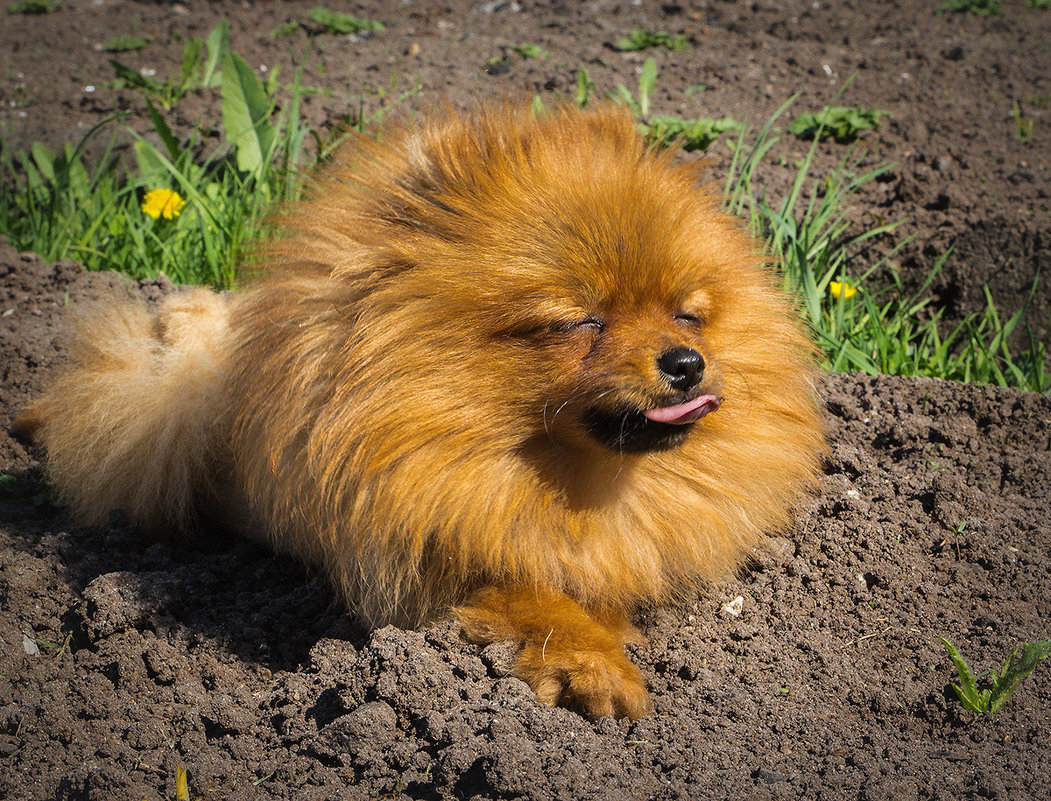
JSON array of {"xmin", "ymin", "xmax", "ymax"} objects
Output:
[
  {"xmin": 936, "ymin": 0, "xmax": 1000, "ymax": 14},
  {"xmin": 101, "ymin": 35, "xmax": 152, "ymax": 53},
  {"xmin": 7, "ymin": 0, "xmax": 57, "ymax": 13},
  {"xmin": 789, "ymin": 106, "xmax": 888, "ymax": 143},
  {"xmin": 307, "ymin": 7, "xmax": 385, "ymax": 35},
  {"xmin": 615, "ymin": 28, "xmax": 690, "ymax": 52},
  {"xmin": 0, "ymin": 30, "xmax": 1046, "ymax": 391},
  {"xmin": 939, "ymin": 637, "xmax": 1051, "ymax": 713}
]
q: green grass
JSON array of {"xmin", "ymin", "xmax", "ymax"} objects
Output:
[
  {"xmin": 0, "ymin": 31, "xmax": 1046, "ymax": 392},
  {"xmin": 936, "ymin": 0, "xmax": 1000, "ymax": 14},
  {"xmin": 507, "ymin": 42, "xmax": 549, "ymax": 60},
  {"xmin": 7, "ymin": 0, "xmax": 57, "ymax": 13},
  {"xmin": 1013, "ymin": 100, "xmax": 1034, "ymax": 140},
  {"xmin": 307, "ymin": 7, "xmax": 385, "ymax": 35},
  {"xmin": 789, "ymin": 106, "xmax": 889, "ymax": 143},
  {"xmin": 101, "ymin": 35, "xmax": 151, "ymax": 53},
  {"xmin": 614, "ymin": 28, "xmax": 690, "ymax": 52},
  {"xmin": 486, "ymin": 42, "xmax": 550, "ymax": 72},
  {"xmin": 939, "ymin": 637, "xmax": 1051, "ymax": 713}
]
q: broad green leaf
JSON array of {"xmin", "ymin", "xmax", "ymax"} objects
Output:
[
  {"xmin": 179, "ymin": 37, "xmax": 204, "ymax": 88},
  {"xmin": 939, "ymin": 636, "xmax": 987, "ymax": 712},
  {"xmin": 101, "ymin": 35, "xmax": 151, "ymax": 53},
  {"xmin": 109, "ymin": 58, "xmax": 163, "ymax": 95},
  {"xmin": 30, "ymin": 142, "xmax": 56, "ymax": 184},
  {"xmin": 575, "ymin": 67, "xmax": 595, "ymax": 107},
  {"xmin": 989, "ymin": 639, "xmax": 1051, "ymax": 713},
  {"xmin": 308, "ymin": 7, "xmax": 385, "ymax": 34},
  {"xmin": 133, "ymin": 139, "xmax": 175, "ymax": 186},
  {"xmin": 202, "ymin": 19, "xmax": 230, "ymax": 89},
  {"xmin": 220, "ymin": 51, "xmax": 275, "ymax": 176},
  {"xmin": 145, "ymin": 98, "xmax": 183, "ymax": 164}
]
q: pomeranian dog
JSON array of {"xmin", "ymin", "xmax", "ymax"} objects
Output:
[{"xmin": 19, "ymin": 103, "xmax": 824, "ymax": 719}]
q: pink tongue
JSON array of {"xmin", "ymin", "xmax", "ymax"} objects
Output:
[{"xmin": 643, "ymin": 394, "xmax": 722, "ymax": 425}]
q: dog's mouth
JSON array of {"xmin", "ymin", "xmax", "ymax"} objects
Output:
[{"xmin": 583, "ymin": 394, "xmax": 722, "ymax": 453}]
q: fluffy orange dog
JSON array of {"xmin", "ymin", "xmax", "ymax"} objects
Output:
[{"xmin": 21, "ymin": 104, "xmax": 824, "ymax": 719}]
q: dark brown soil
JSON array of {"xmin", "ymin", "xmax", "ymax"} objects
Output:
[{"xmin": 1, "ymin": 2, "xmax": 1050, "ymax": 799}]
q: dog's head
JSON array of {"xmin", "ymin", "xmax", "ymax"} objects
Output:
[{"xmin": 296, "ymin": 104, "xmax": 808, "ymax": 458}]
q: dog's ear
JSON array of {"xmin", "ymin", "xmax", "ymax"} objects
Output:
[{"xmin": 10, "ymin": 403, "xmax": 48, "ymax": 443}]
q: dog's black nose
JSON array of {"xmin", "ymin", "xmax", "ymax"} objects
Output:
[{"xmin": 657, "ymin": 347, "xmax": 705, "ymax": 391}]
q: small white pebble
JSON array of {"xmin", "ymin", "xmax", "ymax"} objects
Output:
[{"xmin": 721, "ymin": 596, "xmax": 744, "ymax": 617}]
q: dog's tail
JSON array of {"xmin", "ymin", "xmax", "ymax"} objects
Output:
[{"xmin": 16, "ymin": 288, "xmax": 231, "ymax": 536}]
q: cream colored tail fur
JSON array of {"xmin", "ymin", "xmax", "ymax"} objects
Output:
[{"xmin": 28, "ymin": 288, "xmax": 230, "ymax": 535}]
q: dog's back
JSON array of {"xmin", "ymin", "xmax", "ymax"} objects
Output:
[{"xmin": 18, "ymin": 288, "xmax": 231, "ymax": 535}]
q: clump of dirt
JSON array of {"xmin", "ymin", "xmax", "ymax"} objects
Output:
[{"xmin": 2, "ymin": 1, "xmax": 1050, "ymax": 799}]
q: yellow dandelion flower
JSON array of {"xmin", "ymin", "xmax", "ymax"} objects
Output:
[
  {"xmin": 141, "ymin": 188, "xmax": 186, "ymax": 220},
  {"xmin": 829, "ymin": 280, "xmax": 857, "ymax": 300}
]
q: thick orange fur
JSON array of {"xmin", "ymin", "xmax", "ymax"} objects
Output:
[{"xmin": 23, "ymin": 104, "xmax": 825, "ymax": 719}]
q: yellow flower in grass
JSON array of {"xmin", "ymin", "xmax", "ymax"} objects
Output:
[
  {"xmin": 141, "ymin": 188, "xmax": 186, "ymax": 220},
  {"xmin": 829, "ymin": 280, "xmax": 857, "ymax": 300}
]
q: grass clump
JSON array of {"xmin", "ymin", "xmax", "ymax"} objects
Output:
[
  {"xmin": 272, "ymin": 20, "xmax": 302, "ymax": 38},
  {"xmin": 7, "ymin": 0, "xmax": 57, "ymax": 13},
  {"xmin": 615, "ymin": 28, "xmax": 690, "ymax": 52},
  {"xmin": 789, "ymin": 106, "xmax": 888, "ymax": 143},
  {"xmin": 308, "ymin": 7, "xmax": 385, "ymax": 35},
  {"xmin": 102, "ymin": 35, "xmax": 151, "ymax": 53},
  {"xmin": 486, "ymin": 42, "xmax": 550, "ymax": 73},
  {"xmin": 939, "ymin": 637, "xmax": 1051, "ymax": 713},
  {"xmin": 646, "ymin": 115, "xmax": 741, "ymax": 152},
  {"xmin": 936, "ymin": 0, "xmax": 1000, "ymax": 14},
  {"xmin": 507, "ymin": 42, "xmax": 549, "ymax": 60}
]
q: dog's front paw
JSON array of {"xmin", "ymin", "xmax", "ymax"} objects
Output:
[
  {"xmin": 518, "ymin": 638, "xmax": 652, "ymax": 720},
  {"xmin": 455, "ymin": 585, "xmax": 652, "ymax": 719}
]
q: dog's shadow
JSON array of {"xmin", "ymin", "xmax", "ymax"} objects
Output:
[{"xmin": 2, "ymin": 469, "xmax": 370, "ymax": 674}]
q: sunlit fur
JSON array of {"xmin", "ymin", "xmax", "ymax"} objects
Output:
[{"xmin": 24, "ymin": 104, "xmax": 825, "ymax": 718}]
